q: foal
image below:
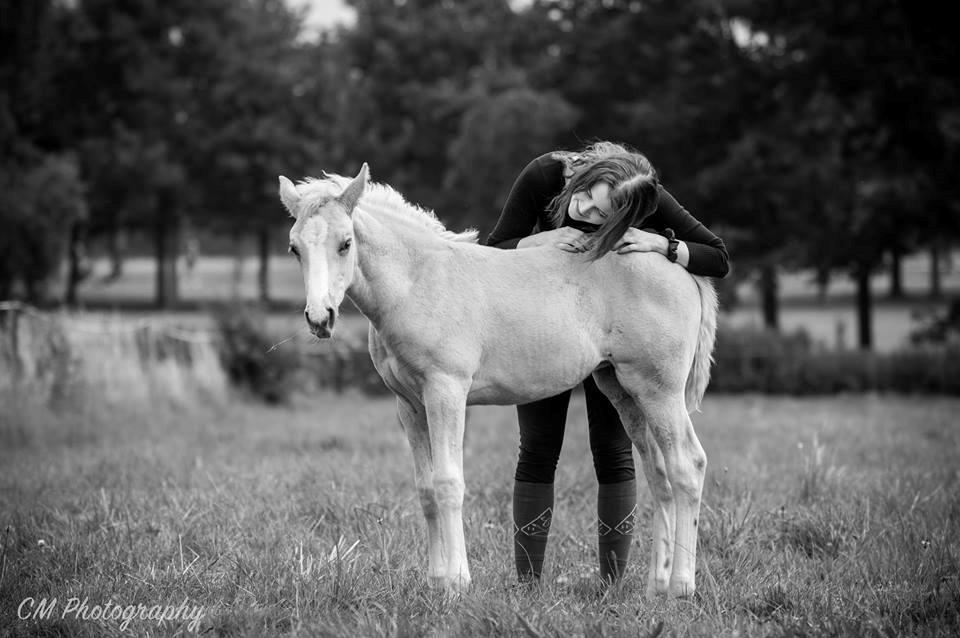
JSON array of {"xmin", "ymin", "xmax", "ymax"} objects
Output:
[{"xmin": 279, "ymin": 165, "xmax": 718, "ymax": 598}]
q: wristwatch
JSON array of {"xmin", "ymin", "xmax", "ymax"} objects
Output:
[{"xmin": 664, "ymin": 228, "xmax": 679, "ymax": 263}]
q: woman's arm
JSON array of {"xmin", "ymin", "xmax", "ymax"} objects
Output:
[
  {"xmin": 485, "ymin": 155, "xmax": 561, "ymax": 249},
  {"xmin": 640, "ymin": 188, "xmax": 730, "ymax": 278}
]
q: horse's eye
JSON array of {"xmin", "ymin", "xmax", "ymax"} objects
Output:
[{"xmin": 339, "ymin": 238, "xmax": 352, "ymax": 254}]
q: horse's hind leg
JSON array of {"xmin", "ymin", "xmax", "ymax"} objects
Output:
[
  {"xmin": 636, "ymin": 390, "xmax": 706, "ymax": 598},
  {"xmin": 397, "ymin": 397, "xmax": 446, "ymax": 584},
  {"xmin": 592, "ymin": 367, "xmax": 675, "ymax": 598},
  {"xmin": 422, "ymin": 377, "xmax": 472, "ymax": 591},
  {"xmin": 642, "ymin": 427, "xmax": 676, "ymax": 597}
]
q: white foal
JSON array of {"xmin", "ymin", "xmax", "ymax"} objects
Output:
[{"xmin": 279, "ymin": 165, "xmax": 718, "ymax": 597}]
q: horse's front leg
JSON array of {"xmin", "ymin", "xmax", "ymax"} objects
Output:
[
  {"xmin": 422, "ymin": 376, "xmax": 471, "ymax": 592},
  {"xmin": 396, "ymin": 397, "xmax": 445, "ymax": 584}
]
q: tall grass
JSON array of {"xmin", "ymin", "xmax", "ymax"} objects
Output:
[{"xmin": 0, "ymin": 309, "xmax": 227, "ymax": 448}]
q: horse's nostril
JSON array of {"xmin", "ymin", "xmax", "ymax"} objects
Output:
[{"xmin": 327, "ymin": 307, "xmax": 336, "ymax": 327}]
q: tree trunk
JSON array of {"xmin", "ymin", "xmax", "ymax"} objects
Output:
[
  {"xmin": 854, "ymin": 263, "xmax": 873, "ymax": 350},
  {"xmin": 231, "ymin": 231, "xmax": 245, "ymax": 298},
  {"xmin": 258, "ymin": 226, "xmax": 270, "ymax": 303},
  {"xmin": 0, "ymin": 275, "xmax": 11, "ymax": 301},
  {"xmin": 65, "ymin": 223, "xmax": 84, "ymax": 306},
  {"xmin": 815, "ymin": 265, "xmax": 830, "ymax": 305},
  {"xmin": 889, "ymin": 248, "xmax": 903, "ymax": 299},
  {"xmin": 930, "ymin": 239, "xmax": 942, "ymax": 299},
  {"xmin": 107, "ymin": 225, "xmax": 126, "ymax": 281},
  {"xmin": 759, "ymin": 263, "xmax": 779, "ymax": 330},
  {"xmin": 155, "ymin": 205, "xmax": 180, "ymax": 309}
]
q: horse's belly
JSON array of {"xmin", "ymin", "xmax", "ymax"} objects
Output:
[
  {"xmin": 467, "ymin": 336, "xmax": 600, "ymax": 405},
  {"xmin": 466, "ymin": 376, "xmax": 585, "ymax": 405}
]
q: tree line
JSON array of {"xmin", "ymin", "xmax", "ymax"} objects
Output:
[{"xmin": 1, "ymin": 0, "xmax": 958, "ymax": 348}]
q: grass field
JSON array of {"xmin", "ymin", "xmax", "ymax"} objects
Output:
[{"xmin": 2, "ymin": 390, "xmax": 958, "ymax": 637}]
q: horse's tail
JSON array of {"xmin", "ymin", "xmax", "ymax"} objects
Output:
[{"xmin": 685, "ymin": 275, "xmax": 719, "ymax": 413}]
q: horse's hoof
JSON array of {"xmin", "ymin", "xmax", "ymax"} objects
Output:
[
  {"xmin": 667, "ymin": 581, "xmax": 695, "ymax": 598},
  {"xmin": 449, "ymin": 575, "xmax": 472, "ymax": 594},
  {"xmin": 645, "ymin": 577, "xmax": 670, "ymax": 600},
  {"xmin": 428, "ymin": 574, "xmax": 471, "ymax": 595}
]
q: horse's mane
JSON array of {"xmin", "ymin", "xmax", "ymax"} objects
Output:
[{"xmin": 297, "ymin": 174, "xmax": 479, "ymax": 244}]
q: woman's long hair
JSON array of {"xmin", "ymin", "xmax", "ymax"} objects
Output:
[{"xmin": 548, "ymin": 142, "xmax": 660, "ymax": 259}]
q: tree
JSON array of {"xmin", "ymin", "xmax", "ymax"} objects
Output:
[
  {"xmin": 337, "ymin": 0, "xmax": 523, "ymax": 222},
  {"xmin": 444, "ymin": 84, "xmax": 578, "ymax": 236},
  {"xmin": 45, "ymin": 0, "xmax": 314, "ymax": 306},
  {"xmin": 716, "ymin": 0, "xmax": 960, "ymax": 347},
  {"xmin": 0, "ymin": 0, "xmax": 88, "ymax": 302},
  {"xmin": 0, "ymin": 155, "xmax": 88, "ymax": 302}
]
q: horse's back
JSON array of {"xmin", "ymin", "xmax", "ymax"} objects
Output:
[
  {"xmin": 453, "ymin": 245, "xmax": 702, "ymax": 401},
  {"xmin": 466, "ymin": 244, "xmax": 701, "ymax": 332}
]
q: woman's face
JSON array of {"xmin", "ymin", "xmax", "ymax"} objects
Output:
[{"xmin": 568, "ymin": 181, "xmax": 614, "ymax": 225}]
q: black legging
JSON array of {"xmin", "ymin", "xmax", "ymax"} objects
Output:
[{"xmin": 515, "ymin": 375, "xmax": 636, "ymax": 484}]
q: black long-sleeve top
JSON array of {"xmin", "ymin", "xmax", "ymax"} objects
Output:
[{"xmin": 485, "ymin": 153, "xmax": 729, "ymax": 278}]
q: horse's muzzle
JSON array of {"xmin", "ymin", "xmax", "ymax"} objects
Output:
[{"xmin": 305, "ymin": 307, "xmax": 336, "ymax": 338}]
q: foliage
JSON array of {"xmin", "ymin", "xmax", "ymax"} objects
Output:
[
  {"xmin": 1, "ymin": 0, "xmax": 958, "ymax": 340},
  {"xmin": 909, "ymin": 298, "xmax": 960, "ymax": 346},
  {"xmin": 712, "ymin": 324, "xmax": 960, "ymax": 395},
  {"xmin": 212, "ymin": 302, "xmax": 298, "ymax": 403},
  {"xmin": 336, "ymin": 0, "xmax": 528, "ymax": 215},
  {"xmin": 282, "ymin": 322, "xmax": 960, "ymax": 397},
  {"xmin": 0, "ymin": 0, "xmax": 319, "ymax": 306},
  {"xmin": 444, "ymin": 85, "xmax": 578, "ymax": 234},
  {"xmin": 0, "ymin": 154, "xmax": 88, "ymax": 300},
  {"xmin": 712, "ymin": 0, "xmax": 960, "ymax": 344}
]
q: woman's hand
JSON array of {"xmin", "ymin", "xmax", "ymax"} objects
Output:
[
  {"xmin": 517, "ymin": 227, "xmax": 589, "ymax": 252},
  {"xmin": 614, "ymin": 228, "xmax": 667, "ymax": 254},
  {"xmin": 615, "ymin": 227, "xmax": 690, "ymax": 267}
]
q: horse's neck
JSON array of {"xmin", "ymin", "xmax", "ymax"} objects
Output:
[{"xmin": 347, "ymin": 206, "xmax": 440, "ymax": 327}]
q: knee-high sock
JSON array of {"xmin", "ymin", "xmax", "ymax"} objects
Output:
[
  {"xmin": 597, "ymin": 479, "xmax": 637, "ymax": 581},
  {"xmin": 513, "ymin": 480, "xmax": 554, "ymax": 580}
]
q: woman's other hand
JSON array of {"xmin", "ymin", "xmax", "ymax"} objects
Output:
[{"xmin": 517, "ymin": 227, "xmax": 589, "ymax": 252}]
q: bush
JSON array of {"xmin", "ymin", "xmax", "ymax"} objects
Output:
[
  {"xmin": 301, "ymin": 338, "xmax": 389, "ymax": 396},
  {"xmin": 711, "ymin": 326, "xmax": 813, "ymax": 393},
  {"xmin": 212, "ymin": 303, "xmax": 299, "ymax": 403},
  {"xmin": 909, "ymin": 297, "xmax": 960, "ymax": 346},
  {"xmin": 710, "ymin": 324, "xmax": 960, "ymax": 395},
  {"xmin": 209, "ymin": 312, "xmax": 960, "ymax": 399}
]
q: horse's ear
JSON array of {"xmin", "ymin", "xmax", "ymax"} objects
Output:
[
  {"xmin": 338, "ymin": 163, "xmax": 369, "ymax": 215},
  {"xmin": 278, "ymin": 176, "xmax": 301, "ymax": 218}
]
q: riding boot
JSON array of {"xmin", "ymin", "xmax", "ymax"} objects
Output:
[
  {"xmin": 513, "ymin": 480, "xmax": 554, "ymax": 581},
  {"xmin": 597, "ymin": 479, "xmax": 637, "ymax": 582}
]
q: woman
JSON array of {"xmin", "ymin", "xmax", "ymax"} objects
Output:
[{"xmin": 485, "ymin": 141, "xmax": 729, "ymax": 583}]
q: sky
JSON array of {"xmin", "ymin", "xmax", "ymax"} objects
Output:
[
  {"xmin": 289, "ymin": 0, "xmax": 357, "ymax": 35},
  {"xmin": 288, "ymin": 0, "xmax": 533, "ymax": 36}
]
